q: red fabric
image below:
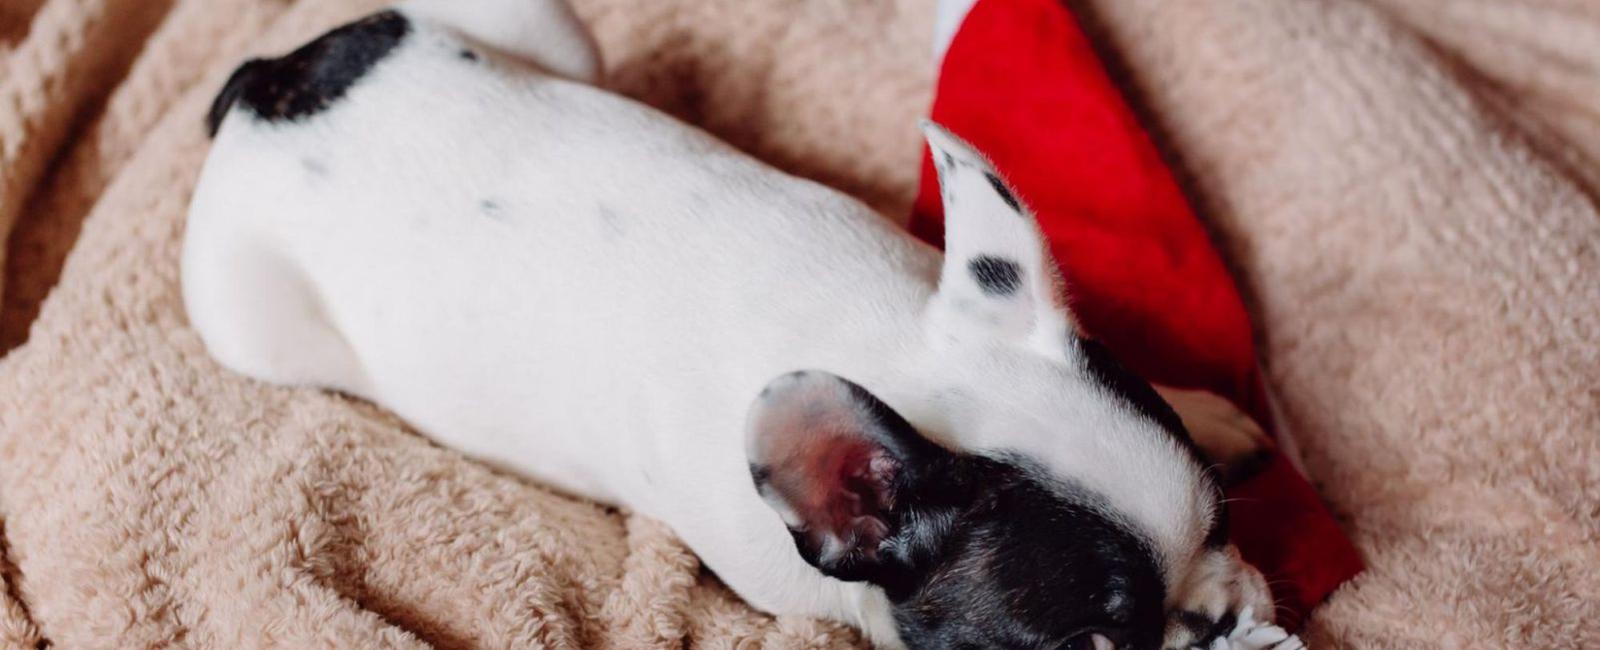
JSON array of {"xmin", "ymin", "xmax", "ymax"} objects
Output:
[{"xmin": 910, "ymin": 0, "xmax": 1362, "ymax": 627}]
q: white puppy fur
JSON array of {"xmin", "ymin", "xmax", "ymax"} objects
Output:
[{"xmin": 184, "ymin": 1, "xmax": 1291, "ymax": 647}]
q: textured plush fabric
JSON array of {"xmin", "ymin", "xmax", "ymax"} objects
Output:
[
  {"xmin": 1, "ymin": 0, "xmax": 1597, "ymax": 648},
  {"xmin": 1075, "ymin": 0, "xmax": 1600, "ymax": 647}
]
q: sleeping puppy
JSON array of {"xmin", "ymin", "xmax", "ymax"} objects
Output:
[{"xmin": 183, "ymin": 1, "xmax": 1294, "ymax": 648}]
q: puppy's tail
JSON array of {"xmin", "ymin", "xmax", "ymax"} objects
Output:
[{"xmin": 402, "ymin": 0, "xmax": 602, "ymax": 84}]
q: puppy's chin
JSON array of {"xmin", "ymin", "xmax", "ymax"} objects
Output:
[{"xmin": 1163, "ymin": 545, "xmax": 1274, "ymax": 648}]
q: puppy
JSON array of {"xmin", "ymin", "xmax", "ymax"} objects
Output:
[{"xmin": 183, "ymin": 1, "xmax": 1288, "ymax": 647}]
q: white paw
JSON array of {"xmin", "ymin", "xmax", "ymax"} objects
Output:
[{"xmin": 1200, "ymin": 608, "xmax": 1304, "ymax": 650}]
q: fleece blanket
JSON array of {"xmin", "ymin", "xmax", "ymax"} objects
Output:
[{"xmin": 1, "ymin": 0, "xmax": 1598, "ymax": 647}]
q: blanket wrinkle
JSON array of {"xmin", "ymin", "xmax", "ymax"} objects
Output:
[
  {"xmin": 1, "ymin": 0, "xmax": 1598, "ymax": 647},
  {"xmin": 1360, "ymin": 0, "xmax": 1600, "ymax": 200},
  {"xmin": 0, "ymin": 0, "xmax": 175, "ymax": 308},
  {"xmin": 1, "ymin": 0, "xmax": 301, "ymax": 350}
]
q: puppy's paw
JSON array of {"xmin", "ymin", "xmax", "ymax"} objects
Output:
[
  {"xmin": 1198, "ymin": 608, "xmax": 1303, "ymax": 650},
  {"xmin": 1154, "ymin": 386, "xmax": 1272, "ymax": 484}
]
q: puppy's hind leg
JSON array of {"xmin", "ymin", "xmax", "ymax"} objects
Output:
[
  {"xmin": 1155, "ymin": 386, "xmax": 1274, "ymax": 484},
  {"xmin": 182, "ymin": 232, "xmax": 369, "ymax": 396}
]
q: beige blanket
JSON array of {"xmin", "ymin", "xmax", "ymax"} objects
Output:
[{"xmin": 1, "ymin": 0, "xmax": 1596, "ymax": 647}]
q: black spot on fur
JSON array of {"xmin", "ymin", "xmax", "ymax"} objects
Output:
[
  {"xmin": 1174, "ymin": 609, "xmax": 1237, "ymax": 648},
  {"xmin": 459, "ymin": 48, "xmax": 478, "ymax": 61},
  {"xmin": 479, "ymin": 199, "xmax": 504, "ymax": 220},
  {"xmin": 968, "ymin": 255, "xmax": 1022, "ymax": 296},
  {"xmin": 984, "ymin": 171, "xmax": 1021, "ymax": 212},
  {"xmin": 940, "ymin": 151, "xmax": 955, "ymax": 170},
  {"xmin": 206, "ymin": 10, "xmax": 409, "ymax": 136},
  {"xmin": 1210, "ymin": 611, "xmax": 1238, "ymax": 642},
  {"xmin": 207, "ymin": 60, "xmax": 266, "ymax": 136}
]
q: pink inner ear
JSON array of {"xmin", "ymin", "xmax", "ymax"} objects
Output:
[{"xmin": 788, "ymin": 434, "xmax": 899, "ymax": 547}]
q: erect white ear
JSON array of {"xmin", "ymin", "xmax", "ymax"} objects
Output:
[{"xmin": 921, "ymin": 120, "xmax": 1073, "ymax": 351}]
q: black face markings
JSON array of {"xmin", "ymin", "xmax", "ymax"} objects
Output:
[
  {"xmin": 968, "ymin": 255, "xmax": 1022, "ymax": 296},
  {"xmin": 888, "ymin": 456, "xmax": 1167, "ymax": 650},
  {"xmin": 206, "ymin": 10, "xmax": 409, "ymax": 136},
  {"xmin": 459, "ymin": 48, "xmax": 479, "ymax": 61},
  {"xmin": 984, "ymin": 171, "xmax": 1022, "ymax": 212}
]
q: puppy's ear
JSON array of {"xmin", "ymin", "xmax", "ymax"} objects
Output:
[
  {"xmin": 921, "ymin": 120, "xmax": 1073, "ymax": 355},
  {"xmin": 745, "ymin": 371, "xmax": 948, "ymax": 584}
]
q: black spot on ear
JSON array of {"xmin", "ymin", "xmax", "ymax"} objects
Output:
[
  {"xmin": 968, "ymin": 256, "xmax": 1022, "ymax": 296},
  {"xmin": 984, "ymin": 171, "xmax": 1021, "ymax": 212},
  {"xmin": 211, "ymin": 10, "xmax": 409, "ymax": 132},
  {"xmin": 459, "ymin": 48, "xmax": 479, "ymax": 61}
]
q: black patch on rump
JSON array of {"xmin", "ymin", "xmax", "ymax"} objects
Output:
[
  {"xmin": 984, "ymin": 171, "xmax": 1022, "ymax": 212},
  {"xmin": 968, "ymin": 255, "xmax": 1022, "ymax": 296},
  {"xmin": 206, "ymin": 10, "xmax": 410, "ymax": 136},
  {"xmin": 1074, "ymin": 336, "xmax": 1230, "ymax": 547}
]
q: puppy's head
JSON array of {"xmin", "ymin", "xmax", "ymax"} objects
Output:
[{"xmin": 743, "ymin": 123, "xmax": 1272, "ymax": 649}]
